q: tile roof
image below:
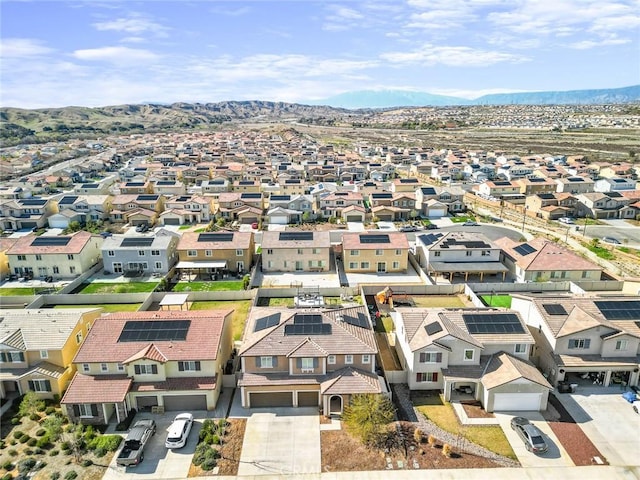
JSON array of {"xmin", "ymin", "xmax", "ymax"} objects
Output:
[
  {"xmin": 481, "ymin": 352, "xmax": 552, "ymax": 390},
  {"xmin": 177, "ymin": 231, "xmax": 252, "ymax": 250},
  {"xmin": 238, "ymin": 372, "xmax": 320, "ymax": 387},
  {"xmin": 73, "ymin": 310, "xmax": 232, "ymax": 363},
  {"xmin": 6, "ymin": 231, "xmax": 97, "ymax": 255},
  {"xmin": 321, "ymin": 367, "xmax": 382, "ymax": 395},
  {"xmin": 61, "ymin": 373, "xmax": 132, "ymax": 404},
  {"xmin": 341, "ymin": 232, "xmax": 409, "ymax": 250},
  {"xmin": 123, "ymin": 344, "xmax": 169, "ymax": 364},
  {"xmin": 130, "ymin": 376, "xmax": 217, "ymax": 392},
  {"xmin": 261, "ymin": 231, "xmax": 331, "ymax": 249},
  {"xmin": 18, "ymin": 362, "xmax": 67, "ymax": 379}
]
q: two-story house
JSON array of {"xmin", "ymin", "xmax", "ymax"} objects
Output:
[
  {"xmin": 160, "ymin": 195, "xmax": 214, "ymax": 225},
  {"xmin": 391, "ymin": 307, "xmax": 551, "ymax": 412},
  {"xmin": 319, "ymin": 191, "xmax": 364, "ymax": 219},
  {"xmin": 265, "ymin": 194, "xmax": 314, "ymax": 225},
  {"xmin": 48, "ymin": 195, "xmax": 112, "ymax": 229},
  {"xmin": 511, "ymin": 295, "xmax": 640, "ymax": 389},
  {"xmin": 555, "ymin": 176, "xmax": 595, "ymax": 194},
  {"xmin": 238, "ymin": 307, "xmax": 387, "ymax": 415},
  {"xmin": 102, "ymin": 234, "xmax": 179, "ymax": 276},
  {"xmin": 61, "ymin": 310, "xmax": 234, "ymax": 425},
  {"xmin": 574, "ymin": 192, "xmax": 634, "ymax": 219},
  {"xmin": 110, "ymin": 194, "xmax": 165, "ymax": 227},
  {"xmin": 0, "ymin": 197, "xmax": 56, "ymax": 231},
  {"xmin": 369, "ymin": 192, "xmax": 417, "ymax": 221},
  {"xmin": 215, "ymin": 192, "xmax": 264, "ymax": 224},
  {"xmin": 261, "ymin": 231, "xmax": 330, "ymax": 272},
  {"xmin": 341, "ymin": 232, "xmax": 409, "ymax": 274},
  {"xmin": 6, "ymin": 231, "xmax": 102, "ymax": 280},
  {"xmin": 176, "ymin": 231, "xmax": 254, "ymax": 276},
  {"xmin": 0, "ymin": 308, "xmax": 102, "ymax": 400}
]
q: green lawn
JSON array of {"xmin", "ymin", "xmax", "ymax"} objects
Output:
[
  {"xmin": 412, "ymin": 295, "xmax": 467, "ymax": 308},
  {"xmin": 190, "ymin": 300, "xmax": 251, "ymax": 341},
  {"xmin": 0, "ymin": 287, "xmax": 41, "ymax": 296},
  {"xmin": 173, "ymin": 280, "xmax": 244, "ymax": 292},
  {"xmin": 481, "ymin": 295, "xmax": 512, "ymax": 308},
  {"xmin": 450, "ymin": 215, "xmax": 475, "ymax": 223},
  {"xmin": 414, "ymin": 394, "xmax": 516, "ymax": 460},
  {"xmin": 375, "ymin": 314, "xmax": 394, "ymax": 333},
  {"xmin": 54, "ymin": 303, "xmax": 142, "ymax": 312},
  {"xmin": 585, "ymin": 243, "xmax": 615, "ymax": 260},
  {"xmin": 77, "ymin": 282, "xmax": 159, "ymax": 294},
  {"xmin": 266, "ymin": 297, "xmax": 294, "ymax": 307}
]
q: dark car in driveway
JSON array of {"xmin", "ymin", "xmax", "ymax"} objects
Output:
[
  {"xmin": 510, "ymin": 417, "xmax": 548, "ymax": 454},
  {"xmin": 425, "ymin": 223, "xmax": 439, "ymax": 230}
]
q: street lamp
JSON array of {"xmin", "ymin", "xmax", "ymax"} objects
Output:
[
  {"xmin": 521, "ymin": 206, "xmax": 528, "ymax": 232},
  {"xmin": 582, "ymin": 214, "xmax": 591, "ymax": 237}
]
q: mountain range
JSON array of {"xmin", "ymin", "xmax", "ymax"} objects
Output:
[{"xmin": 308, "ymin": 85, "xmax": 640, "ymax": 109}]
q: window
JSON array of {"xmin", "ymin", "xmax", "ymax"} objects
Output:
[
  {"xmin": 35, "ymin": 254, "xmax": 42, "ymax": 261},
  {"xmin": 463, "ymin": 349, "xmax": 474, "ymax": 361},
  {"xmin": 360, "ymin": 262, "xmax": 370, "ymax": 269},
  {"xmin": 482, "ymin": 250, "xmax": 490, "ymax": 256},
  {"xmin": 362, "ymin": 354, "xmax": 371, "ymax": 364},
  {"xmin": 328, "ymin": 355, "xmax": 336, "ymax": 365},
  {"xmin": 67, "ymin": 254, "xmax": 74, "ymax": 260},
  {"xmin": 266, "ymin": 249, "xmax": 273, "ymax": 255},
  {"xmin": 53, "ymin": 266, "xmax": 59, "ymax": 274},
  {"xmin": 349, "ymin": 262, "xmax": 358, "ymax": 269},
  {"xmin": 82, "ymin": 363, "xmax": 90, "ymax": 372},
  {"xmin": 514, "ymin": 344, "xmax": 528, "ymax": 354},
  {"xmin": 100, "ymin": 363, "xmax": 108, "ymax": 372},
  {"xmin": 107, "ymin": 251, "xmax": 115, "ymax": 257},
  {"xmin": 615, "ymin": 340, "xmax": 628, "ymax": 351},
  {"xmin": 178, "ymin": 361, "xmax": 201, "ymax": 371},
  {"xmin": 345, "ymin": 355, "xmax": 353, "ymax": 364},
  {"xmin": 312, "ymin": 248, "xmax": 319, "ymax": 254},
  {"xmin": 434, "ymin": 251, "xmax": 441, "ymax": 257},
  {"xmin": 151, "ymin": 250, "xmax": 160, "ymax": 256},
  {"xmin": 466, "ymin": 251, "xmax": 472, "ymax": 256},
  {"xmin": 350, "ymin": 250, "xmax": 359, "ymax": 256},
  {"xmin": 392, "ymin": 261, "xmax": 400, "ymax": 269},
  {"xmin": 0, "ymin": 352, "xmax": 25, "ymax": 363},
  {"xmin": 70, "ymin": 266, "xmax": 76, "ymax": 274},
  {"xmin": 76, "ymin": 332, "xmax": 83, "ymax": 344},
  {"xmin": 78, "ymin": 404, "xmax": 96, "ymax": 417},
  {"xmin": 187, "ymin": 250, "xmax": 197, "ymax": 257},
  {"xmin": 568, "ymin": 339, "xmax": 591, "ymax": 349},
  {"xmin": 375, "ymin": 249, "xmax": 383, "ymax": 256},
  {"xmin": 205, "ymin": 250, "xmax": 212, "ymax": 257},
  {"xmin": 581, "ymin": 271, "xmax": 588, "ymax": 279},
  {"xmin": 29, "ymin": 379, "xmax": 51, "ymax": 392},
  {"xmin": 138, "ymin": 250, "xmax": 145, "ymax": 256},
  {"xmin": 40, "ymin": 350, "xmax": 48, "ymax": 359},
  {"xmin": 259, "ymin": 356, "xmax": 273, "ymax": 368},
  {"xmin": 154, "ymin": 261, "xmax": 162, "ymax": 269},
  {"xmin": 134, "ymin": 364, "xmax": 158, "ymax": 375},
  {"xmin": 419, "ymin": 352, "xmax": 442, "ymax": 363},
  {"xmin": 236, "ymin": 249, "xmax": 243, "ymax": 256},
  {"xmin": 17, "ymin": 255, "xmax": 26, "ymax": 261},
  {"xmin": 301, "ymin": 358, "xmax": 314, "ymax": 371},
  {"xmin": 416, "ymin": 372, "xmax": 438, "ymax": 382},
  {"xmin": 395, "ymin": 249, "xmax": 401, "ymax": 255},
  {"xmin": 117, "ymin": 364, "xmax": 125, "ymax": 372}
]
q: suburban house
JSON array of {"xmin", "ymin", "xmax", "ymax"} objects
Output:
[
  {"xmin": 0, "ymin": 238, "xmax": 17, "ymax": 279},
  {"xmin": 152, "ymin": 180, "xmax": 187, "ymax": 196},
  {"xmin": 0, "ymin": 197, "xmax": 56, "ymax": 231},
  {"xmin": 110, "ymin": 194, "xmax": 165, "ymax": 227},
  {"xmin": 574, "ymin": 192, "xmax": 635, "ymax": 219},
  {"xmin": 161, "ymin": 195, "xmax": 214, "ymax": 225},
  {"xmin": 119, "ymin": 181, "xmax": 153, "ymax": 195},
  {"xmin": 414, "ymin": 231, "xmax": 509, "ymax": 282},
  {"xmin": 266, "ymin": 194, "xmax": 314, "ymax": 224},
  {"xmin": 0, "ymin": 308, "xmax": 102, "ymax": 400},
  {"xmin": 261, "ymin": 231, "xmax": 331, "ymax": 272},
  {"xmin": 510, "ymin": 295, "xmax": 640, "ymax": 389},
  {"xmin": 369, "ymin": 192, "xmax": 417, "ymax": 221},
  {"xmin": 48, "ymin": 195, "xmax": 112, "ymax": 229},
  {"xmin": 101, "ymin": 234, "xmax": 179, "ymax": 276},
  {"xmin": 390, "ymin": 178, "xmax": 420, "ymax": 193},
  {"xmin": 555, "ymin": 176, "xmax": 595, "ymax": 194},
  {"xmin": 516, "ymin": 177, "xmax": 557, "ymax": 196},
  {"xmin": 6, "ymin": 231, "xmax": 102, "ymax": 280},
  {"xmin": 495, "ymin": 237, "xmax": 603, "ymax": 283},
  {"xmin": 238, "ymin": 306, "xmax": 388, "ymax": 415},
  {"xmin": 391, "ymin": 307, "xmax": 551, "ymax": 412},
  {"xmin": 319, "ymin": 191, "xmax": 364, "ymax": 219},
  {"xmin": 61, "ymin": 310, "xmax": 234, "ymax": 425},
  {"xmin": 524, "ymin": 193, "xmax": 576, "ymax": 221},
  {"xmin": 176, "ymin": 231, "xmax": 254, "ymax": 276},
  {"xmin": 216, "ymin": 192, "xmax": 264, "ymax": 224},
  {"xmin": 341, "ymin": 232, "xmax": 409, "ymax": 274}
]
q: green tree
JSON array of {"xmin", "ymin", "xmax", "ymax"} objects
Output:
[
  {"xmin": 42, "ymin": 415, "xmax": 65, "ymax": 442},
  {"xmin": 342, "ymin": 394, "xmax": 395, "ymax": 446},
  {"xmin": 18, "ymin": 392, "xmax": 45, "ymax": 419},
  {"xmin": 302, "ymin": 211, "xmax": 311, "ymax": 223}
]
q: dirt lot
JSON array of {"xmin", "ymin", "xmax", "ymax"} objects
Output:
[
  {"xmin": 460, "ymin": 401, "xmax": 495, "ymax": 419},
  {"xmin": 321, "ymin": 421, "xmax": 505, "ymax": 472}
]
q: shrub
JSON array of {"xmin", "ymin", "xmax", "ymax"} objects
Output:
[
  {"xmin": 35, "ymin": 428, "xmax": 46, "ymax": 437},
  {"xmin": 36, "ymin": 436, "xmax": 51, "ymax": 449},
  {"xmin": 1, "ymin": 475, "xmax": 11, "ymax": 480},
  {"xmin": 413, "ymin": 428, "xmax": 423, "ymax": 443},
  {"xmin": 37, "ymin": 461, "xmax": 47, "ymax": 469},
  {"xmin": 81, "ymin": 459, "xmax": 93, "ymax": 467},
  {"xmin": 1, "ymin": 461, "xmax": 13, "ymax": 470},
  {"xmin": 27, "ymin": 437, "xmax": 38, "ymax": 447},
  {"xmin": 115, "ymin": 409, "xmax": 137, "ymax": 431},
  {"xmin": 50, "ymin": 473, "xmax": 60, "ymax": 480},
  {"xmin": 94, "ymin": 447, "xmax": 106, "ymax": 458},
  {"xmin": 88, "ymin": 435, "xmax": 121, "ymax": 452},
  {"xmin": 29, "ymin": 414, "xmax": 41, "ymax": 422},
  {"xmin": 13, "ymin": 431, "xmax": 25, "ymax": 439},
  {"xmin": 37, "ymin": 403, "xmax": 47, "ymax": 412},
  {"xmin": 211, "ymin": 434, "xmax": 221, "ymax": 445},
  {"xmin": 442, "ymin": 443, "xmax": 452, "ymax": 458},
  {"xmin": 60, "ymin": 441, "xmax": 71, "ymax": 451},
  {"xmin": 9, "ymin": 440, "xmax": 16, "ymax": 446},
  {"xmin": 49, "ymin": 450, "xmax": 59, "ymax": 456},
  {"xmin": 11, "ymin": 417, "xmax": 20, "ymax": 425},
  {"xmin": 64, "ymin": 471, "xmax": 77, "ymax": 480},
  {"xmin": 45, "ymin": 407, "xmax": 56, "ymax": 415},
  {"xmin": 34, "ymin": 448, "xmax": 44, "ymax": 455},
  {"xmin": 24, "ymin": 449, "xmax": 34, "ymax": 455},
  {"xmin": 7, "ymin": 449, "xmax": 18, "ymax": 457},
  {"xmin": 201, "ymin": 457, "xmax": 217, "ymax": 471},
  {"xmin": 18, "ymin": 435, "xmax": 30, "ymax": 444},
  {"xmin": 192, "ymin": 443, "xmax": 210, "ymax": 466},
  {"xmin": 17, "ymin": 458, "xmax": 37, "ymax": 473},
  {"xmin": 0, "ymin": 440, "xmax": 5, "ymax": 449},
  {"xmin": 427, "ymin": 434, "xmax": 436, "ymax": 448}
]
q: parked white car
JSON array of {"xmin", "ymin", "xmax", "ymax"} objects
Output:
[{"xmin": 165, "ymin": 413, "xmax": 194, "ymax": 449}]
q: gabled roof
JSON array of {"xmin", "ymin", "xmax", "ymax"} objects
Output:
[
  {"xmin": 61, "ymin": 373, "xmax": 132, "ymax": 404},
  {"xmin": 482, "ymin": 352, "xmax": 552, "ymax": 390},
  {"xmin": 122, "ymin": 344, "xmax": 168, "ymax": 364},
  {"xmin": 321, "ymin": 367, "xmax": 382, "ymax": 395}
]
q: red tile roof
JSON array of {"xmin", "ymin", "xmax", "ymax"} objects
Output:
[
  {"xmin": 7, "ymin": 231, "xmax": 96, "ymax": 255},
  {"xmin": 130, "ymin": 376, "xmax": 217, "ymax": 392},
  {"xmin": 61, "ymin": 373, "xmax": 132, "ymax": 404}
]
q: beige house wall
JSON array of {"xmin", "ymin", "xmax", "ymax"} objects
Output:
[
  {"xmin": 262, "ymin": 247, "xmax": 330, "ymax": 272},
  {"xmin": 343, "ymin": 249, "xmax": 408, "ymax": 273}
]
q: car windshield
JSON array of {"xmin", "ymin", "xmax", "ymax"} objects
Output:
[{"xmin": 531, "ymin": 435, "xmax": 544, "ymax": 444}]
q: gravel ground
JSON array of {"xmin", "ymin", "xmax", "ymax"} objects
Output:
[{"xmin": 391, "ymin": 384, "xmax": 520, "ymax": 468}]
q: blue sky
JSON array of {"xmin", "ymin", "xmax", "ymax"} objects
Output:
[{"xmin": 1, "ymin": 0, "xmax": 639, "ymax": 108}]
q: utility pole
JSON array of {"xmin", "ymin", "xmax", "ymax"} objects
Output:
[{"xmin": 521, "ymin": 207, "xmax": 527, "ymax": 232}]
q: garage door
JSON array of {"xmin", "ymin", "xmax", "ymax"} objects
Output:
[
  {"xmin": 377, "ymin": 215, "xmax": 392, "ymax": 221},
  {"xmin": 269, "ymin": 215, "xmax": 288, "ymax": 225},
  {"xmin": 21, "ymin": 222, "xmax": 37, "ymax": 229},
  {"xmin": 297, "ymin": 391, "xmax": 319, "ymax": 407},
  {"xmin": 427, "ymin": 208, "xmax": 446, "ymax": 218},
  {"xmin": 346, "ymin": 216, "xmax": 362, "ymax": 222},
  {"xmin": 493, "ymin": 392, "xmax": 542, "ymax": 411},
  {"xmin": 136, "ymin": 396, "xmax": 159, "ymax": 409},
  {"xmin": 240, "ymin": 217, "xmax": 257, "ymax": 224},
  {"xmin": 164, "ymin": 218, "xmax": 181, "ymax": 225},
  {"xmin": 163, "ymin": 395, "xmax": 207, "ymax": 411},
  {"xmin": 249, "ymin": 392, "xmax": 293, "ymax": 408}
]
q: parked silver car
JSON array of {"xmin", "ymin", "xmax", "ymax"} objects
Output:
[{"xmin": 510, "ymin": 417, "xmax": 548, "ymax": 454}]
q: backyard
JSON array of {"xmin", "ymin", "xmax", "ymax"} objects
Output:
[
  {"xmin": 411, "ymin": 295, "xmax": 470, "ymax": 309},
  {"xmin": 75, "ymin": 282, "xmax": 158, "ymax": 294},
  {"xmin": 173, "ymin": 280, "xmax": 244, "ymax": 292},
  {"xmin": 0, "ymin": 287, "xmax": 58, "ymax": 296},
  {"xmin": 480, "ymin": 295, "xmax": 512, "ymax": 308},
  {"xmin": 53, "ymin": 303, "xmax": 142, "ymax": 313},
  {"xmin": 190, "ymin": 300, "xmax": 251, "ymax": 341}
]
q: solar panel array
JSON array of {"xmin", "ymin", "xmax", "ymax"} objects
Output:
[
  {"xmin": 31, "ymin": 236, "xmax": 71, "ymax": 247},
  {"xmin": 594, "ymin": 300, "xmax": 640, "ymax": 320},
  {"xmin": 528, "ymin": 178, "xmax": 544, "ymax": 183},
  {"xmin": 121, "ymin": 237, "xmax": 154, "ymax": 247},
  {"xmin": 254, "ymin": 313, "xmax": 281, "ymax": 332},
  {"xmin": 126, "ymin": 182, "xmax": 145, "ymax": 186},
  {"xmin": 513, "ymin": 243, "xmax": 537, "ymax": 256},
  {"xmin": 156, "ymin": 181, "xmax": 175, "ymax": 185},
  {"xmin": 270, "ymin": 195, "xmax": 290, "ymax": 201},
  {"xmin": 58, "ymin": 196, "xmax": 78, "ymax": 205},
  {"xmin": 279, "ymin": 232, "xmax": 313, "ymax": 241},
  {"xmin": 118, "ymin": 320, "xmax": 191, "ymax": 342},
  {"xmin": 425, "ymin": 321, "xmax": 443, "ymax": 335},
  {"xmin": 20, "ymin": 199, "xmax": 47, "ymax": 206},
  {"xmin": 372, "ymin": 193, "xmax": 393, "ymax": 199},
  {"xmin": 417, "ymin": 233, "xmax": 443, "ymax": 246},
  {"xmin": 359, "ymin": 234, "xmax": 390, "ymax": 244},
  {"xmin": 440, "ymin": 238, "xmax": 490, "ymax": 249},
  {"xmin": 567, "ymin": 177, "xmax": 584, "ymax": 182},
  {"xmin": 293, "ymin": 313, "xmax": 323, "ymax": 324},
  {"xmin": 542, "ymin": 304, "xmax": 568, "ymax": 315},
  {"xmin": 343, "ymin": 312, "xmax": 370, "ymax": 328},
  {"xmin": 421, "ymin": 187, "xmax": 437, "ymax": 195},
  {"xmin": 198, "ymin": 233, "xmax": 234, "ymax": 242},
  {"xmin": 284, "ymin": 323, "xmax": 332, "ymax": 335},
  {"xmin": 137, "ymin": 195, "xmax": 159, "ymax": 201},
  {"xmin": 493, "ymin": 181, "xmax": 512, "ymax": 186},
  {"xmin": 241, "ymin": 193, "xmax": 262, "ymax": 199},
  {"xmin": 462, "ymin": 313, "xmax": 525, "ymax": 334}
]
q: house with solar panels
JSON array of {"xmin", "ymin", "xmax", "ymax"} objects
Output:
[
  {"xmin": 391, "ymin": 307, "xmax": 551, "ymax": 412},
  {"xmin": 215, "ymin": 192, "xmax": 264, "ymax": 224},
  {"xmin": 261, "ymin": 231, "xmax": 330, "ymax": 272},
  {"xmin": 48, "ymin": 194, "xmax": 112, "ymax": 229},
  {"xmin": 510, "ymin": 295, "xmax": 640, "ymax": 390},
  {"xmin": 237, "ymin": 306, "xmax": 388, "ymax": 414},
  {"xmin": 176, "ymin": 231, "xmax": 254, "ymax": 276},
  {"xmin": 341, "ymin": 232, "xmax": 409, "ymax": 274},
  {"xmin": 101, "ymin": 235, "xmax": 178, "ymax": 276},
  {"xmin": 61, "ymin": 310, "xmax": 234, "ymax": 425},
  {"xmin": 109, "ymin": 194, "xmax": 165, "ymax": 227},
  {"xmin": 0, "ymin": 197, "xmax": 56, "ymax": 231},
  {"xmin": 6, "ymin": 231, "xmax": 102, "ymax": 280},
  {"xmin": 495, "ymin": 237, "xmax": 603, "ymax": 283},
  {"xmin": 160, "ymin": 194, "xmax": 214, "ymax": 225}
]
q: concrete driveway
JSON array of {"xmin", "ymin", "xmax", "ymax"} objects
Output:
[
  {"xmin": 102, "ymin": 412, "xmax": 204, "ymax": 480},
  {"xmin": 495, "ymin": 412, "xmax": 574, "ymax": 468},
  {"xmin": 237, "ymin": 407, "xmax": 321, "ymax": 476},
  {"xmin": 555, "ymin": 389, "xmax": 640, "ymax": 466}
]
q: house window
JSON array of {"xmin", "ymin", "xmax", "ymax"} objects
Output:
[
  {"xmin": 581, "ymin": 271, "xmax": 588, "ymax": 279},
  {"xmin": 362, "ymin": 354, "xmax": 371, "ymax": 364},
  {"xmin": 393, "ymin": 262, "xmax": 400, "ymax": 269},
  {"xmin": 416, "ymin": 372, "xmax": 438, "ymax": 382},
  {"xmin": 375, "ymin": 249, "xmax": 383, "ymax": 256},
  {"xmin": 434, "ymin": 251, "xmax": 441, "ymax": 257},
  {"xmin": 615, "ymin": 340, "xmax": 628, "ymax": 351},
  {"xmin": 236, "ymin": 249, "xmax": 243, "ymax": 256},
  {"xmin": 187, "ymin": 250, "xmax": 197, "ymax": 257},
  {"xmin": 466, "ymin": 251, "xmax": 472, "ymax": 256},
  {"xmin": 40, "ymin": 350, "xmax": 48, "ymax": 359},
  {"xmin": 360, "ymin": 262, "xmax": 370, "ymax": 269},
  {"xmin": 82, "ymin": 363, "xmax": 90, "ymax": 372},
  {"xmin": 301, "ymin": 358, "xmax": 314, "ymax": 372},
  {"xmin": 205, "ymin": 250, "xmax": 212, "ymax": 257},
  {"xmin": 260, "ymin": 356, "xmax": 273, "ymax": 368},
  {"xmin": 76, "ymin": 332, "xmax": 83, "ymax": 344},
  {"xmin": 482, "ymin": 250, "xmax": 490, "ymax": 256},
  {"xmin": 568, "ymin": 339, "xmax": 591, "ymax": 349},
  {"xmin": 53, "ymin": 266, "xmax": 59, "ymax": 274},
  {"xmin": 349, "ymin": 262, "xmax": 358, "ymax": 269},
  {"xmin": 419, "ymin": 352, "xmax": 442, "ymax": 363},
  {"xmin": 350, "ymin": 250, "xmax": 359, "ymax": 256},
  {"xmin": 138, "ymin": 250, "xmax": 145, "ymax": 256},
  {"xmin": 345, "ymin": 355, "xmax": 353, "ymax": 364},
  {"xmin": 0, "ymin": 352, "xmax": 25, "ymax": 363},
  {"xmin": 35, "ymin": 254, "xmax": 42, "ymax": 261},
  {"xmin": 117, "ymin": 364, "xmax": 125, "ymax": 372},
  {"xmin": 100, "ymin": 363, "xmax": 108, "ymax": 372},
  {"xmin": 70, "ymin": 266, "xmax": 76, "ymax": 274},
  {"xmin": 154, "ymin": 261, "xmax": 162, "ymax": 269},
  {"xmin": 328, "ymin": 355, "xmax": 336, "ymax": 364},
  {"xmin": 312, "ymin": 248, "xmax": 319, "ymax": 254},
  {"xmin": 29, "ymin": 379, "xmax": 51, "ymax": 392},
  {"xmin": 178, "ymin": 361, "xmax": 201, "ymax": 371},
  {"xmin": 514, "ymin": 344, "xmax": 528, "ymax": 354},
  {"xmin": 266, "ymin": 249, "xmax": 273, "ymax": 255},
  {"xmin": 463, "ymin": 349, "xmax": 474, "ymax": 361},
  {"xmin": 17, "ymin": 255, "xmax": 26, "ymax": 261},
  {"xmin": 151, "ymin": 250, "xmax": 160, "ymax": 256},
  {"xmin": 78, "ymin": 404, "xmax": 95, "ymax": 417},
  {"xmin": 134, "ymin": 364, "xmax": 158, "ymax": 375},
  {"xmin": 108, "ymin": 251, "xmax": 115, "ymax": 257},
  {"xmin": 395, "ymin": 249, "xmax": 401, "ymax": 255},
  {"xmin": 67, "ymin": 254, "xmax": 74, "ymax": 260}
]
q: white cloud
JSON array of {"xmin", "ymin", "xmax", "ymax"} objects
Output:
[
  {"xmin": 209, "ymin": 6, "xmax": 251, "ymax": 16},
  {"xmin": 72, "ymin": 46, "xmax": 160, "ymax": 64},
  {"xmin": 380, "ymin": 44, "xmax": 528, "ymax": 66},
  {"xmin": 92, "ymin": 13, "xmax": 170, "ymax": 37},
  {"xmin": 569, "ymin": 37, "xmax": 631, "ymax": 50},
  {"xmin": 0, "ymin": 38, "xmax": 53, "ymax": 58},
  {"xmin": 428, "ymin": 87, "xmax": 528, "ymax": 99}
]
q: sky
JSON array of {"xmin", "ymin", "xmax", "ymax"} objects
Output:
[{"xmin": 1, "ymin": 0, "xmax": 639, "ymax": 108}]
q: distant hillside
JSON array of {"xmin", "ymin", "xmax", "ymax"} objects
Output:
[{"xmin": 309, "ymin": 85, "xmax": 640, "ymax": 109}]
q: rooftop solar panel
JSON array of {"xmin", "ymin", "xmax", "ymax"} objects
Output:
[
  {"xmin": 425, "ymin": 321, "xmax": 443, "ymax": 336},
  {"xmin": 293, "ymin": 313, "xmax": 323, "ymax": 324},
  {"xmin": 372, "ymin": 193, "xmax": 393, "ymax": 199},
  {"xmin": 342, "ymin": 313, "xmax": 370, "ymax": 328},
  {"xmin": 270, "ymin": 195, "xmax": 290, "ymax": 201},
  {"xmin": 279, "ymin": 232, "xmax": 314, "ymax": 242},
  {"xmin": 58, "ymin": 196, "xmax": 79, "ymax": 205},
  {"xmin": 121, "ymin": 237, "xmax": 154, "ymax": 247},
  {"xmin": 284, "ymin": 323, "xmax": 332, "ymax": 335},
  {"xmin": 417, "ymin": 233, "xmax": 443, "ymax": 246},
  {"xmin": 31, "ymin": 236, "xmax": 72, "ymax": 246},
  {"xmin": 462, "ymin": 313, "xmax": 525, "ymax": 334},
  {"xmin": 136, "ymin": 195, "xmax": 159, "ymax": 201},
  {"xmin": 594, "ymin": 300, "xmax": 640, "ymax": 320},
  {"xmin": 126, "ymin": 182, "xmax": 145, "ymax": 186},
  {"xmin": 241, "ymin": 193, "xmax": 262, "ymax": 199},
  {"xmin": 118, "ymin": 319, "xmax": 190, "ymax": 342},
  {"xmin": 254, "ymin": 313, "xmax": 281, "ymax": 332},
  {"xmin": 493, "ymin": 181, "xmax": 511, "ymax": 186},
  {"xmin": 20, "ymin": 199, "xmax": 47, "ymax": 206},
  {"xmin": 156, "ymin": 181, "xmax": 175, "ymax": 185},
  {"xmin": 359, "ymin": 234, "xmax": 390, "ymax": 244},
  {"xmin": 513, "ymin": 243, "xmax": 537, "ymax": 256},
  {"xmin": 197, "ymin": 233, "xmax": 234, "ymax": 242},
  {"xmin": 542, "ymin": 304, "xmax": 568, "ymax": 315},
  {"xmin": 567, "ymin": 177, "xmax": 584, "ymax": 182}
]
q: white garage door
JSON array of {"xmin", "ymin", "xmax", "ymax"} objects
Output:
[
  {"xmin": 427, "ymin": 208, "xmax": 446, "ymax": 218},
  {"xmin": 269, "ymin": 215, "xmax": 288, "ymax": 225},
  {"xmin": 493, "ymin": 392, "xmax": 542, "ymax": 411}
]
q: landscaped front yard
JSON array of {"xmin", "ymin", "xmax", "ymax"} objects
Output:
[
  {"xmin": 413, "ymin": 393, "xmax": 516, "ymax": 460},
  {"xmin": 76, "ymin": 282, "xmax": 158, "ymax": 294},
  {"xmin": 190, "ymin": 300, "xmax": 251, "ymax": 341},
  {"xmin": 173, "ymin": 280, "xmax": 244, "ymax": 292}
]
